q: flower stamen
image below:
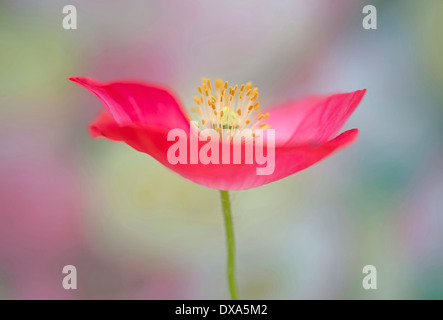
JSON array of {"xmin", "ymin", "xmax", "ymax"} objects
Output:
[{"xmin": 191, "ymin": 78, "xmax": 270, "ymax": 140}]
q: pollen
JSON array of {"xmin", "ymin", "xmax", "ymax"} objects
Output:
[{"xmin": 191, "ymin": 78, "xmax": 271, "ymax": 139}]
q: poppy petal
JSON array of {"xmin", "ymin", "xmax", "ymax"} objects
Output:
[
  {"xmin": 266, "ymin": 90, "xmax": 365, "ymax": 144},
  {"xmin": 69, "ymin": 76, "xmax": 189, "ymax": 131},
  {"xmin": 90, "ymin": 111, "xmax": 359, "ymax": 190}
]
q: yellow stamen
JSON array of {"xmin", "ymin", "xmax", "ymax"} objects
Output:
[
  {"xmin": 191, "ymin": 107, "xmax": 202, "ymax": 115},
  {"xmin": 192, "ymin": 78, "xmax": 271, "ymax": 139},
  {"xmin": 215, "ymin": 78, "xmax": 224, "ymax": 91}
]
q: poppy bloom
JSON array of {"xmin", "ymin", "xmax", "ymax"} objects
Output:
[
  {"xmin": 70, "ymin": 76, "xmax": 365, "ymax": 300},
  {"xmin": 69, "ymin": 77, "xmax": 365, "ymax": 190}
]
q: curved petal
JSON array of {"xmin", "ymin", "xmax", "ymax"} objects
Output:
[
  {"xmin": 266, "ymin": 90, "xmax": 366, "ymax": 144},
  {"xmin": 90, "ymin": 111, "xmax": 359, "ymax": 190},
  {"xmin": 69, "ymin": 76, "xmax": 189, "ymax": 131}
]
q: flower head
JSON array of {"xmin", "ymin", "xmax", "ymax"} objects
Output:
[{"xmin": 69, "ymin": 76, "xmax": 365, "ymax": 190}]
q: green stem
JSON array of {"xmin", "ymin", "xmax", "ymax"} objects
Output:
[{"xmin": 219, "ymin": 190, "xmax": 239, "ymax": 300}]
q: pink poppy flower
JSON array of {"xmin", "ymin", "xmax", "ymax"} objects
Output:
[{"xmin": 69, "ymin": 76, "xmax": 365, "ymax": 190}]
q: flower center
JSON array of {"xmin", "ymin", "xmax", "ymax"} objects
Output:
[{"xmin": 191, "ymin": 78, "xmax": 270, "ymax": 139}]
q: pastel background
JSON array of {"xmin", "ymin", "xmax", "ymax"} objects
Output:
[{"xmin": 1, "ymin": 0, "xmax": 442, "ymax": 299}]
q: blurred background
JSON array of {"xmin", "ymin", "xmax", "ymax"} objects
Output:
[{"xmin": 1, "ymin": 0, "xmax": 442, "ymax": 299}]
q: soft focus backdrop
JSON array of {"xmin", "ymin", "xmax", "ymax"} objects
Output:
[{"xmin": 1, "ymin": 0, "xmax": 443, "ymax": 299}]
